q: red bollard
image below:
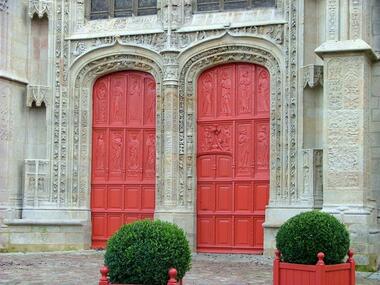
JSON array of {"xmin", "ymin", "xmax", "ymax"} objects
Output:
[
  {"xmin": 167, "ymin": 268, "xmax": 178, "ymax": 285},
  {"xmin": 347, "ymin": 250, "xmax": 356, "ymax": 285},
  {"xmin": 99, "ymin": 266, "xmax": 110, "ymax": 285}
]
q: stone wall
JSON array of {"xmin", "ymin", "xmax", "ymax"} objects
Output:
[{"xmin": 0, "ymin": 0, "xmax": 379, "ymax": 269}]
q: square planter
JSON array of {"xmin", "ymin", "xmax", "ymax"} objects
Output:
[
  {"xmin": 99, "ymin": 266, "xmax": 182, "ymax": 285},
  {"xmin": 273, "ymin": 250, "xmax": 356, "ymax": 285}
]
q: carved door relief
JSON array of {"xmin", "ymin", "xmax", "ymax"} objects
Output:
[
  {"xmin": 197, "ymin": 63, "xmax": 270, "ymax": 253},
  {"xmin": 91, "ymin": 71, "xmax": 156, "ymax": 248}
]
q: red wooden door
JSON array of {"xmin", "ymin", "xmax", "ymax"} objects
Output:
[
  {"xmin": 197, "ymin": 63, "xmax": 270, "ymax": 253},
  {"xmin": 91, "ymin": 71, "xmax": 156, "ymax": 248}
]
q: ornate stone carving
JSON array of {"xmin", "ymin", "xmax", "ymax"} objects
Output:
[
  {"xmin": 29, "ymin": 0, "xmax": 51, "ymax": 18},
  {"xmin": 349, "ymin": 0, "xmax": 362, "ymax": 40},
  {"xmin": 70, "ymin": 24, "xmax": 284, "ymax": 63},
  {"xmin": 23, "ymin": 159, "xmax": 50, "ymax": 208},
  {"xmin": 0, "ymin": 0, "xmax": 8, "ymax": 12},
  {"xmin": 324, "ymin": 56, "xmax": 366, "ymax": 194},
  {"xmin": 70, "ymin": 34, "xmax": 167, "ymax": 60},
  {"xmin": 161, "ymin": 50, "xmax": 180, "ymax": 84},
  {"xmin": 26, "ymin": 85, "xmax": 50, "ymax": 107},
  {"xmin": 302, "ymin": 149, "xmax": 323, "ymax": 208},
  {"xmin": 303, "ymin": 65, "xmax": 323, "ymax": 88},
  {"xmin": 327, "ymin": 0, "xmax": 339, "ymax": 40}
]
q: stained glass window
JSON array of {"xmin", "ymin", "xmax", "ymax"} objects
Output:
[
  {"xmin": 90, "ymin": 0, "xmax": 157, "ymax": 19},
  {"xmin": 195, "ymin": 0, "xmax": 275, "ymax": 12},
  {"xmin": 90, "ymin": 0, "xmax": 110, "ymax": 19}
]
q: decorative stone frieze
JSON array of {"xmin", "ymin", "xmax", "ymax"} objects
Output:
[
  {"xmin": 29, "ymin": 0, "xmax": 51, "ymax": 18},
  {"xmin": 326, "ymin": 0, "xmax": 339, "ymax": 40},
  {"xmin": 69, "ymin": 23, "xmax": 284, "ymax": 62},
  {"xmin": 303, "ymin": 65, "xmax": 323, "ymax": 89},
  {"xmin": 26, "ymin": 85, "xmax": 50, "ymax": 107},
  {"xmin": 302, "ymin": 149, "xmax": 323, "ymax": 208},
  {"xmin": 23, "ymin": 159, "xmax": 50, "ymax": 208}
]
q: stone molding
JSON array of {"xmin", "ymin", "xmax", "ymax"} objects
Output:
[
  {"xmin": 303, "ymin": 65, "xmax": 323, "ymax": 89},
  {"xmin": 26, "ymin": 85, "xmax": 50, "ymax": 107},
  {"xmin": 29, "ymin": 0, "xmax": 51, "ymax": 18}
]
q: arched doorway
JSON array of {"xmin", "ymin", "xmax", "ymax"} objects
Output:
[
  {"xmin": 91, "ymin": 71, "xmax": 156, "ymax": 248},
  {"xmin": 196, "ymin": 63, "xmax": 270, "ymax": 253}
]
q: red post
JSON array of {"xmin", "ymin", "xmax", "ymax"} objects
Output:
[
  {"xmin": 347, "ymin": 250, "xmax": 356, "ymax": 285},
  {"xmin": 167, "ymin": 268, "xmax": 178, "ymax": 285},
  {"xmin": 99, "ymin": 266, "xmax": 109, "ymax": 285},
  {"xmin": 273, "ymin": 249, "xmax": 281, "ymax": 285},
  {"xmin": 315, "ymin": 252, "xmax": 326, "ymax": 285}
]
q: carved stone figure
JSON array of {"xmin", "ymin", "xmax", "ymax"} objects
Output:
[
  {"xmin": 239, "ymin": 70, "xmax": 251, "ymax": 113},
  {"xmin": 220, "ymin": 71, "xmax": 232, "ymax": 115},
  {"xmin": 238, "ymin": 128, "xmax": 249, "ymax": 167},
  {"xmin": 96, "ymin": 82, "xmax": 107, "ymax": 122},
  {"xmin": 257, "ymin": 126, "xmax": 269, "ymax": 169},
  {"xmin": 96, "ymin": 134, "xmax": 106, "ymax": 169},
  {"xmin": 201, "ymin": 74, "xmax": 213, "ymax": 115},
  {"xmin": 128, "ymin": 135, "xmax": 139, "ymax": 170},
  {"xmin": 111, "ymin": 134, "xmax": 123, "ymax": 170}
]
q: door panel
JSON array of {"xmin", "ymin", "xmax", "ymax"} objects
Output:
[
  {"xmin": 91, "ymin": 71, "xmax": 156, "ymax": 248},
  {"xmin": 197, "ymin": 63, "xmax": 270, "ymax": 253}
]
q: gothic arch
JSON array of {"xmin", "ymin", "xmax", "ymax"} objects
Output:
[
  {"xmin": 68, "ymin": 43, "xmax": 164, "ymax": 209},
  {"xmin": 176, "ymin": 36, "xmax": 285, "ymax": 213}
]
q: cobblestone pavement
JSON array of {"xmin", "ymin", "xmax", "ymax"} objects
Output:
[{"xmin": 0, "ymin": 251, "xmax": 379, "ymax": 285}]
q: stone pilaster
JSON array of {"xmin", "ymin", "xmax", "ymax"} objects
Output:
[
  {"xmin": 155, "ymin": 49, "xmax": 195, "ymax": 247},
  {"xmin": 316, "ymin": 42, "xmax": 379, "ymax": 269}
]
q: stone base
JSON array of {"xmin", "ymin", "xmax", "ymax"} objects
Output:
[
  {"xmin": 155, "ymin": 210, "xmax": 196, "ymax": 249},
  {"xmin": 322, "ymin": 206, "xmax": 380, "ymax": 271},
  {"xmin": 263, "ymin": 206, "xmax": 317, "ymax": 256},
  {"xmin": 22, "ymin": 208, "xmax": 91, "ymax": 220},
  {"xmin": 0, "ymin": 219, "xmax": 91, "ymax": 252}
]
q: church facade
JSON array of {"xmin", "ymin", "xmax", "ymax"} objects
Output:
[{"xmin": 0, "ymin": 0, "xmax": 380, "ymax": 269}]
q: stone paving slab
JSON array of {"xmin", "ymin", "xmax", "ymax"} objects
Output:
[{"xmin": 0, "ymin": 251, "xmax": 378, "ymax": 285}]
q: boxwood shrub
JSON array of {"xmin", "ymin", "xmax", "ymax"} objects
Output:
[
  {"xmin": 276, "ymin": 211, "xmax": 350, "ymax": 265},
  {"xmin": 104, "ymin": 219, "xmax": 191, "ymax": 285}
]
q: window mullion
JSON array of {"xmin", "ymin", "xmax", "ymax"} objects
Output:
[
  {"xmin": 221, "ymin": 0, "xmax": 224, "ymax": 11},
  {"xmin": 109, "ymin": 0, "xmax": 115, "ymax": 18},
  {"xmin": 133, "ymin": 0, "xmax": 138, "ymax": 16}
]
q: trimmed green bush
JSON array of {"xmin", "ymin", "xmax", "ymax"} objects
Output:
[
  {"xmin": 104, "ymin": 219, "xmax": 191, "ymax": 285},
  {"xmin": 276, "ymin": 211, "xmax": 350, "ymax": 265}
]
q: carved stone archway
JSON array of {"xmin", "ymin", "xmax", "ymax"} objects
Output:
[
  {"xmin": 175, "ymin": 39, "xmax": 286, "ymax": 248},
  {"xmin": 68, "ymin": 44, "xmax": 164, "ymax": 215}
]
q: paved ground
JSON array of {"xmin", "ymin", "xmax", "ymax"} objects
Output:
[{"xmin": 0, "ymin": 251, "xmax": 379, "ymax": 285}]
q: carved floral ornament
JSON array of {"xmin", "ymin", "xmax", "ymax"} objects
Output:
[
  {"xmin": 26, "ymin": 85, "xmax": 50, "ymax": 107},
  {"xmin": 69, "ymin": 52, "xmax": 163, "ymax": 207},
  {"xmin": 0, "ymin": 0, "xmax": 8, "ymax": 12},
  {"xmin": 303, "ymin": 65, "xmax": 323, "ymax": 88},
  {"xmin": 29, "ymin": 0, "xmax": 51, "ymax": 18}
]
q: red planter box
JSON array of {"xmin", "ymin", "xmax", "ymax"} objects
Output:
[
  {"xmin": 99, "ymin": 266, "xmax": 182, "ymax": 285},
  {"xmin": 273, "ymin": 250, "xmax": 356, "ymax": 285}
]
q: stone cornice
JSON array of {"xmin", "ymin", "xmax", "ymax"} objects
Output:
[{"xmin": 315, "ymin": 39, "xmax": 378, "ymax": 61}]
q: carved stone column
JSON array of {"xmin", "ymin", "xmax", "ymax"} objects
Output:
[
  {"xmin": 316, "ymin": 43, "xmax": 379, "ymax": 268},
  {"xmin": 155, "ymin": 49, "xmax": 195, "ymax": 246}
]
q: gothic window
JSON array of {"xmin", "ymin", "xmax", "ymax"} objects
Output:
[
  {"xmin": 195, "ymin": 0, "xmax": 275, "ymax": 12},
  {"xmin": 90, "ymin": 0, "xmax": 157, "ymax": 19}
]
